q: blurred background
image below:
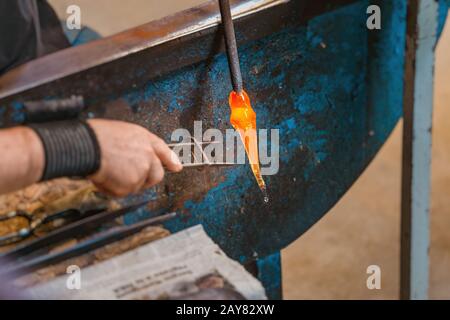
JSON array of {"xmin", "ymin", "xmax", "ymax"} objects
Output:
[{"xmin": 47, "ymin": 0, "xmax": 450, "ymax": 299}]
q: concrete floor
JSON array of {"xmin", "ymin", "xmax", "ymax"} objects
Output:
[{"xmin": 47, "ymin": 1, "xmax": 450, "ymax": 299}]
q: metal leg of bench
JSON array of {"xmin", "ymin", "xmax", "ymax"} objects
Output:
[{"xmin": 400, "ymin": 0, "xmax": 438, "ymax": 300}]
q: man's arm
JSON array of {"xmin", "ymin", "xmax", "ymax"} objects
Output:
[{"xmin": 0, "ymin": 119, "xmax": 182, "ymax": 196}]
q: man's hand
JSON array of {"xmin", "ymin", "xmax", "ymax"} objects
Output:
[{"xmin": 87, "ymin": 119, "xmax": 182, "ymax": 197}]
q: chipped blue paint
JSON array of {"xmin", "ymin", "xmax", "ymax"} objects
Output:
[{"xmin": 401, "ymin": 0, "xmax": 439, "ymax": 300}]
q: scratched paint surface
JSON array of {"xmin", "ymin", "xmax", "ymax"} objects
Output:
[{"xmin": 0, "ymin": 1, "xmax": 448, "ymax": 263}]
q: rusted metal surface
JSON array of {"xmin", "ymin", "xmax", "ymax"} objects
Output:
[{"xmin": 400, "ymin": 0, "xmax": 438, "ymax": 300}]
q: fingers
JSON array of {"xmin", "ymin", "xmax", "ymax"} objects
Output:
[{"xmin": 150, "ymin": 136, "xmax": 183, "ymax": 172}]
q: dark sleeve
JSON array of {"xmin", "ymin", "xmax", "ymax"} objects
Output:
[{"xmin": 0, "ymin": 0, "xmax": 70, "ymax": 74}]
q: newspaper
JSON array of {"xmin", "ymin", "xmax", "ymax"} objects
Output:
[{"xmin": 26, "ymin": 225, "xmax": 267, "ymax": 300}]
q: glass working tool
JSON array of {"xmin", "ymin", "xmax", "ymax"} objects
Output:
[{"xmin": 0, "ymin": 206, "xmax": 105, "ymax": 247}]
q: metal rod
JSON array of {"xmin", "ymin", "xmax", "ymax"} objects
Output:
[
  {"xmin": 180, "ymin": 162, "xmax": 235, "ymax": 168},
  {"xmin": 219, "ymin": 0, "xmax": 243, "ymax": 93},
  {"xmin": 400, "ymin": 0, "xmax": 437, "ymax": 300}
]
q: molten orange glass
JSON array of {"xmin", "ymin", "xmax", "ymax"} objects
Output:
[{"xmin": 229, "ymin": 90, "xmax": 268, "ymax": 202}]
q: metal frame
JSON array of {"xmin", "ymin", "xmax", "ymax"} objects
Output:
[{"xmin": 401, "ymin": 0, "xmax": 438, "ymax": 300}]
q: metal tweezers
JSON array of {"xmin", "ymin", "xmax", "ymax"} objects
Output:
[
  {"xmin": 168, "ymin": 137, "xmax": 236, "ymax": 168},
  {"xmin": 0, "ymin": 202, "xmax": 177, "ymax": 278}
]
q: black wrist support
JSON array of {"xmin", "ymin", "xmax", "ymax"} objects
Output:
[{"xmin": 29, "ymin": 120, "xmax": 101, "ymax": 181}]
